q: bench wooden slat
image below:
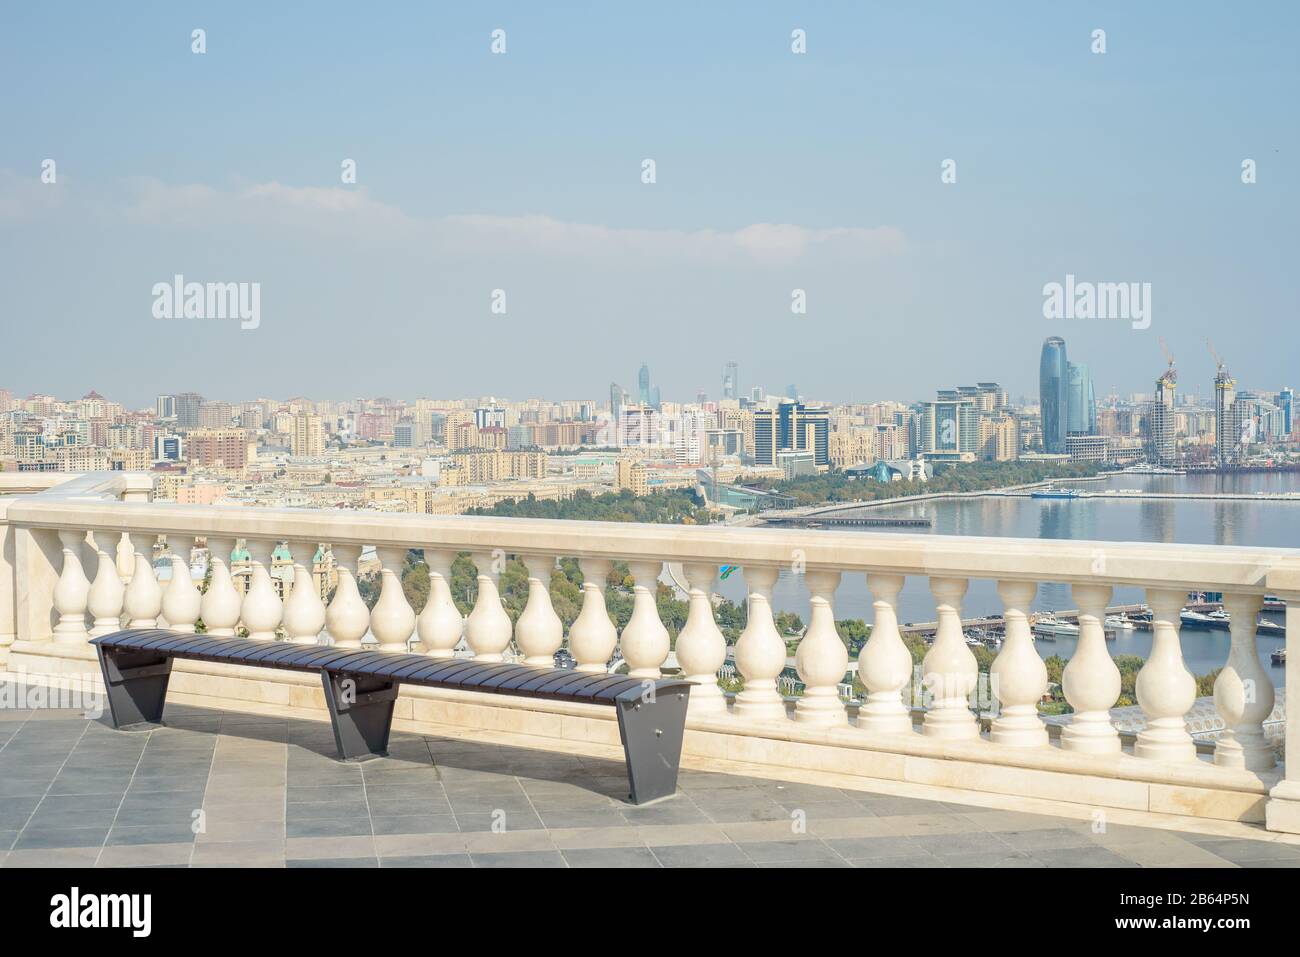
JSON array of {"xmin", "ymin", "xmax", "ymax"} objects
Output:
[{"xmin": 90, "ymin": 629, "xmax": 692, "ymax": 805}]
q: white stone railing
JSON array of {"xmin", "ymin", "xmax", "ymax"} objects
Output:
[{"xmin": 1, "ymin": 472, "xmax": 1298, "ymax": 833}]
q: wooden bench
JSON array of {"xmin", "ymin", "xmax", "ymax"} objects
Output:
[{"xmin": 91, "ymin": 629, "xmax": 692, "ymax": 804}]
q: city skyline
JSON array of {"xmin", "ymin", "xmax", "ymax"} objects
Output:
[
  {"xmin": 2, "ymin": 4, "xmax": 1296, "ymax": 407},
  {"xmin": 4, "ymin": 335, "xmax": 1289, "ymax": 415}
]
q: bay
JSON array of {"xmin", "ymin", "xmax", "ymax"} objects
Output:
[{"xmin": 714, "ymin": 471, "xmax": 1298, "ymax": 679}]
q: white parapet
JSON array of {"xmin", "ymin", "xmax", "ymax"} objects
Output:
[{"xmin": 1, "ymin": 475, "xmax": 1298, "ymax": 832}]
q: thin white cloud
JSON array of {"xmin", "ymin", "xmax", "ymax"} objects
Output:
[
  {"xmin": 12, "ymin": 172, "xmax": 904, "ymax": 266},
  {"xmin": 440, "ymin": 214, "xmax": 904, "ymax": 266},
  {"xmin": 123, "ymin": 178, "xmax": 413, "ymax": 232},
  {"xmin": 0, "ymin": 168, "xmax": 66, "ymax": 221}
]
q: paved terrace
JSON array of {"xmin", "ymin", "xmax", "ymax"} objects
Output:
[{"xmin": 2, "ymin": 684, "xmax": 1298, "ymax": 869}]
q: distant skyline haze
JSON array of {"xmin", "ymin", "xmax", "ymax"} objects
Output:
[{"xmin": 1, "ymin": 3, "xmax": 1295, "ymax": 408}]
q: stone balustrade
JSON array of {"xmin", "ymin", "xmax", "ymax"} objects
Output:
[{"xmin": 1, "ymin": 473, "xmax": 1298, "ymax": 835}]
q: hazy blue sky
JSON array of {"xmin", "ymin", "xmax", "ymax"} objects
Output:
[{"xmin": 2, "ymin": 2, "xmax": 1296, "ymax": 409}]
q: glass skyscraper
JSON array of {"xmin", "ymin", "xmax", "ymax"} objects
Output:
[
  {"xmin": 1039, "ymin": 337, "xmax": 1068, "ymax": 453},
  {"xmin": 1067, "ymin": 361, "xmax": 1096, "ymax": 436}
]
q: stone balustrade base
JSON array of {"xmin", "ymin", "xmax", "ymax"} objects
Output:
[{"xmin": 3, "ymin": 643, "xmax": 1292, "ymax": 833}]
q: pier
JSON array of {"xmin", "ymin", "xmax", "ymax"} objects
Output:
[
  {"xmin": 764, "ymin": 515, "xmax": 932, "ymax": 528},
  {"xmin": 996, "ymin": 489, "xmax": 1300, "ymax": 502}
]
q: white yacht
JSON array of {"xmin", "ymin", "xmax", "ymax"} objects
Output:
[{"xmin": 1032, "ymin": 613, "xmax": 1080, "ymax": 638}]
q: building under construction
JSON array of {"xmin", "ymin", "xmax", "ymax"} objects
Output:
[
  {"xmin": 1210, "ymin": 340, "xmax": 1245, "ymax": 467},
  {"xmin": 1146, "ymin": 342, "xmax": 1178, "ymax": 466}
]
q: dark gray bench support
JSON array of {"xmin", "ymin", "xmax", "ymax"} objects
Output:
[
  {"xmin": 95, "ymin": 644, "xmax": 174, "ymax": 729},
  {"xmin": 91, "ymin": 629, "xmax": 692, "ymax": 805},
  {"xmin": 319, "ymin": 670, "xmax": 401, "ymax": 761}
]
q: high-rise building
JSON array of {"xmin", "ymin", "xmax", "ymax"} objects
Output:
[
  {"xmin": 920, "ymin": 399, "xmax": 979, "ymax": 459},
  {"xmin": 198, "ymin": 401, "xmax": 233, "ymax": 429},
  {"xmin": 976, "ymin": 382, "xmax": 1008, "ymax": 411},
  {"xmin": 1281, "ymin": 387, "xmax": 1294, "ymax": 438},
  {"xmin": 1148, "ymin": 369, "xmax": 1177, "ymax": 467},
  {"xmin": 393, "ymin": 419, "xmax": 425, "ymax": 448},
  {"xmin": 156, "ymin": 395, "xmax": 177, "ymax": 420},
  {"xmin": 752, "ymin": 402, "xmax": 829, "ymax": 468},
  {"xmin": 1066, "ymin": 361, "xmax": 1096, "ymax": 436},
  {"xmin": 188, "ymin": 428, "xmax": 248, "ymax": 470},
  {"xmin": 290, "ymin": 413, "xmax": 325, "ymax": 457},
  {"xmin": 1214, "ymin": 363, "xmax": 1238, "ymax": 467},
  {"xmin": 1039, "ymin": 337, "xmax": 1068, "ymax": 453},
  {"xmin": 675, "ymin": 410, "xmax": 712, "ymax": 465},
  {"xmin": 474, "ymin": 406, "xmax": 506, "ymax": 430},
  {"xmin": 618, "ymin": 405, "xmax": 660, "ymax": 447},
  {"xmin": 979, "ymin": 415, "xmax": 1019, "ymax": 461},
  {"xmin": 614, "ymin": 457, "xmax": 649, "ymax": 496},
  {"xmin": 152, "ymin": 433, "xmax": 183, "ymax": 462},
  {"xmin": 175, "ymin": 392, "xmax": 203, "ymax": 430},
  {"xmin": 638, "ymin": 363, "xmax": 651, "ymax": 406},
  {"xmin": 238, "ymin": 402, "xmax": 266, "ymax": 430},
  {"xmin": 722, "ymin": 361, "xmax": 739, "ymax": 400}
]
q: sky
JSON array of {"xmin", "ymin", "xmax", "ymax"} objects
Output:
[{"xmin": 1, "ymin": 2, "xmax": 1296, "ymax": 410}]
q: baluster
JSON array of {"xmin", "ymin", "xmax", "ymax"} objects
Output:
[
  {"xmin": 621, "ymin": 560, "xmax": 669, "ymax": 678},
  {"xmin": 87, "ymin": 531, "xmax": 126, "ymax": 637},
  {"xmin": 241, "ymin": 539, "xmax": 283, "ymax": 640},
  {"xmin": 115, "ymin": 532, "xmax": 133, "ymax": 581},
  {"xmin": 733, "ymin": 565, "xmax": 788, "ymax": 722},
  {"xmin": 325, "ymin": 544, "xmax": 369, "ymax": 648},
  {"xmin": 52, "ymin": 530, "xmax": 91, "ymax": 643},
  {"xmin": 989, "ymin": 580, "xmax": 1048, "ymax": 746},
  {"xmin": 416, "ymin": 548, "xmax": 463, "ymax": 657},
  {"xmin": 1135, "ymin": 588, "xmax": 1197, "ymax": 761},
  {"xmin": 200, "ymin": 536, "xmax": 242, "ymax": 637},
  {"xmin": 122, "ymin": 533, "xmax": 163, "ymax": 628},
  {"xmin": 1214, "ymin": 592, "xmax": 1276, "ymax": 770},
  {"xmin": 674, "ymin": 562, "xmax": 728, "ymax": 715},
  {"xmin": 922, "ymin": 577, "xmax": 978, "ymax": 739},
  {"xmin": 857, "ymin": 573, "xmax": 914, "ymax": 734},
  {"xmin": 465, "ymin": 551, "xmax": 512, "ymax": 662},
  {"xmin": 795, "ymin": 569, "xmax": 848, "ymax": 726},
  {"xmin": 283, "ymin": 540, "xmax": 327, "ymax": 644},
  {"xmin": 1265, "ymin": 597, "xmax": 1299, "ymax": 832},
  {"xmin": 1061, "ymin": 583, "xmax": 1120, "ymax": 753},
  {"xmin": 371, "ymin": 546, "xmax": 416, "ymax": 652},
  {"xmin": 515, "ymin": 555, "xmax": 563, "ymax": 666},
  {"xmin": 568, "ymin": 558, "xmax": 617, "ymax": 672},
  {"xmin": 160, "ymin": 536, "xmax": 201, "ymax": 634}
]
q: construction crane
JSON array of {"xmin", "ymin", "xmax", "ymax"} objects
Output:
[
  {"xmin": 1207, "ymin": 338, "xmax": 1227, "ymax": 375},
  {"xmin": 1158, "ymin": 336, "xmax": 1177, "ymax": 386}
]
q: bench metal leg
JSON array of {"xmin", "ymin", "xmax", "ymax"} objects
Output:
[
  {"xmin": 616, "ymin": 686, "xmax": 690, "ymax": 805},
  {"xmin": 96, "ymin": 647, "xmax": 174, "ymax": 730},
  {"xmin": 321, "ymin": 671, "xmax": 400, "ymax": 761}
]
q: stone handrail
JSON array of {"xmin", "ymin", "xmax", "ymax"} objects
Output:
[{"xmin": 7, "ymin": 496, "xmax": 1300, "ymax": 590}]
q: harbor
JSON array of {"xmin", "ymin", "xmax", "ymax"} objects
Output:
[{"xmin": 900, "ymin": 598, "xmax": 1285, "ymax": 646}]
